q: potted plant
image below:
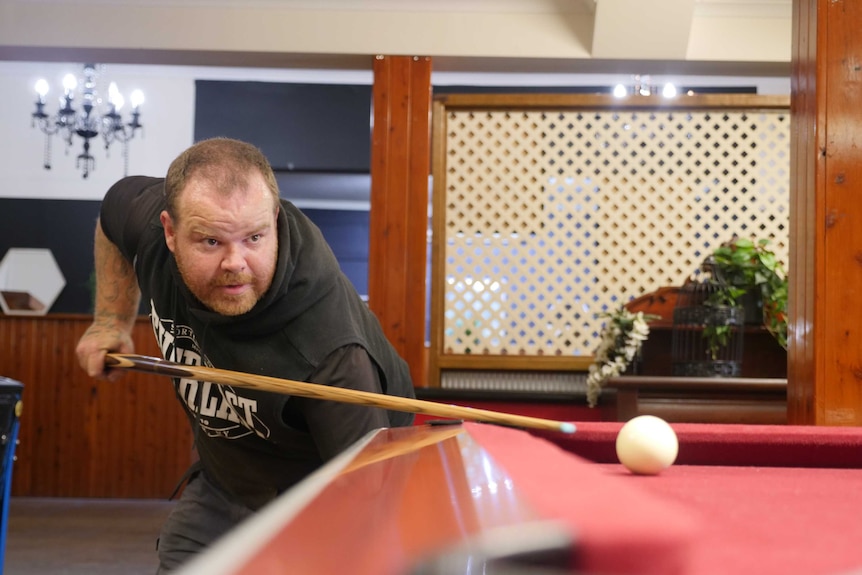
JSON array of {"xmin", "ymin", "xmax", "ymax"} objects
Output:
[{"xmin": 705, "ymin": 236, "xmax": 788, "ymax": 351}]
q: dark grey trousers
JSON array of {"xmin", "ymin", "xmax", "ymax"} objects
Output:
[{"xmin": 156, "ymin": 471, "xmax": 254, "ymax": 573}]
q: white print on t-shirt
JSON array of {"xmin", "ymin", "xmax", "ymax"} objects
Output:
[{"xmin": 150, "ymin": 300, "xmax": 271, "ymax": 440}]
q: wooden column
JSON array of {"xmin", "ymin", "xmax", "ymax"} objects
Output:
[
  {"xmin": 369, "ymin": 55, "xmax": 432, "ymax": 387},
  {"xmin": 789, "ymin": 0, "xmax": 862, "ymax": 424}
]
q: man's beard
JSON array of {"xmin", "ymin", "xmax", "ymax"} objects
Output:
[{"xmin": 175, "ymin": 257, "xmax": 270, "ymax": 316}]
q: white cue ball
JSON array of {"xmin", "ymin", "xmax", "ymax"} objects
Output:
[{"xmin": 615, "ymin": 415, "xmax": 679, "ymax": 475}]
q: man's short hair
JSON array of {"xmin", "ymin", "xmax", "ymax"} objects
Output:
[{"xmin": 164, "ymin": 138, "xmax": 280, "ymax": 218}]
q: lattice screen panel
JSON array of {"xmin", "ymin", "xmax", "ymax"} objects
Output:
[{"xmin": 438, "ymin": 104, "xmax": 789, "ymax": 357}]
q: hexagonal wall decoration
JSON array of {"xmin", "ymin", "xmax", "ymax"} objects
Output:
[{"xmin": 0, "ymin": 248, "xmax": 66, "ymax": 316}]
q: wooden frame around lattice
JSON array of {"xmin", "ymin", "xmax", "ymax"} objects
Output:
[{"xmin": 428, "ymin": 94, "xmax": 790, "ymax": 388}]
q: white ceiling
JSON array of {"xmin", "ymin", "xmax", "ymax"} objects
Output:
[
  {"xmin": 0, "ymin": 0, "xmax": 793, "ymax": 205},
  {"xmin": 0, "ymin": 0, "xmax": 793, "ymax": 75}
]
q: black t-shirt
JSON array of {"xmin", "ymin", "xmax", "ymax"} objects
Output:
[{"xmin": 100, "ymin": 176, "xmax": 415, "ymax": 509}]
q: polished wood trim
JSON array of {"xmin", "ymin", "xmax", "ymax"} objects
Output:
[
  {"xmin": 615, "ymin": 397, "xmax": 787, "ymax": 425},
  {"xmin": 788, "ymin": 0, "xmax": 819, "ymax": 424},
  {"xmin": 338, "ymin": 424, "xmax": 464, "ymax": 475},
  {"xmin": 605, "ymin": 376, "xmax": 787, "ymax": 424},
  {"xmin": 6, "ymin": 313, "xmax": 99, "ymax": 320},
  {"xmin": 369, "ymin": 54, "xmax": 433, "ymax": 387},
  {"xmin": 0, "ymin": 315, "xmax": 193, "ymax": 498},
  {"xmin": 428, "ymin": 98, "xmax": 448, "ymax": 388},
  {"xmin": 789, "ymin": 0, "xmax": 862, "ymax": 424},
  {"xmin": 434, "ymin": 93, "xmax": 790, "ymax": 111},
  {"xmin": 179, "ymin": 425, "xmax": 567, "ymax": 575},
  {"xmin": 435, "ymin": 354, "xmax": 593, "ymax": 371},
  {"xmin": 609, "ymin": 376, "xmax": 787, "ymax": 393},
  {"xmin": 817, "ymin": 0, "xmax": 862, "ymax": 424}
]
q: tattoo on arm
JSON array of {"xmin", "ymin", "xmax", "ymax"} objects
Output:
[{"xmin": 93, "ymin": 219, "xmax": 141, "ymax": 330}]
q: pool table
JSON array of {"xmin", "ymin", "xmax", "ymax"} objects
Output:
[{"xmin": 175, "ymin": 420, "xmax": 862, "ymax": 575}]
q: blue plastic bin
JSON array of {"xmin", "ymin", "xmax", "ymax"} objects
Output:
[{"xmin": 0, "ymin": 378, "xmax": 23, "ymax": 575}]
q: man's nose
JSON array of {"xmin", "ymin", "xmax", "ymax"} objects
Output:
[{"xmin": 221, "ymin": 244, "xmax": 247, "ymax": 271}]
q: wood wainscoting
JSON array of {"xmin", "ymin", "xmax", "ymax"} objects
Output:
[
  {"xmin": 0, "ymin": 314, "xmax": 193, "ymax": 498},
  {"xmin": 604, "ymin": 376, "xmax": 788, "ymax": 425}
]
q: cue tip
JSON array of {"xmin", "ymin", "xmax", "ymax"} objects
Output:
[{"xmin": 560, "ymin": 422, "xmax": 577, "ymax": 434}]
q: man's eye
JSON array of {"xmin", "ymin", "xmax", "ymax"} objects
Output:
[
  {"xmin": 249, "ymin": 234, "xmax": 262, "ymax": 243},
  {"xmin": 205, "ymin": 238, "xmax": 219, "ymax": 246}
]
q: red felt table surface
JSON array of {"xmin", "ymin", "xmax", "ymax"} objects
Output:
[
  {"xmin": 527, "ymin": 421, "xmax": 862, "ymax": 575},
  {"xmin": 623, "ymin": 464, "xmax": 862, "ymax": 575}
]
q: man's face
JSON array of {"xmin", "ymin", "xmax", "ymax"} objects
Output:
[{"xmin": 160, "ymin": 173, "xmax": 279, "ymax": 316}]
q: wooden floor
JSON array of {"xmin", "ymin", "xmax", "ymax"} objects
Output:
[{"xmin": 4, "ymin": 497, "xmax": 175, "ymax": 574}]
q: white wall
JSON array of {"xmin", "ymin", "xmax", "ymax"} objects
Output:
[
  {"xmin": 0, "ymin": 62, "xmax": 374, "ymax": 201},
  {"xmin": 1, "ymin": 62, "xmax": 193, "ymax": 200},
  {"xmin": 0, "ymin": 60, "xmax": 790, "ymax": 201}
]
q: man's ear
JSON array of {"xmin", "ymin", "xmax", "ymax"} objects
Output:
[{"xmin": 160, "ymin": 210, "xmax": 177, "ymax": 253}]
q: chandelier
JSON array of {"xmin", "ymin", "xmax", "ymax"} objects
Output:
[{"xmin": 31, "ymin": 63, "xmax": 144, "ymax": 179}]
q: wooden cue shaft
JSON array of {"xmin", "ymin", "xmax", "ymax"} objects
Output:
[{"xmin": 104, "ymin": 353, "xmax": 576, "ymax": 434}]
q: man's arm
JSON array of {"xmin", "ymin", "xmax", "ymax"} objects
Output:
[
  {"xmin": 287, "ymin": 345, "xmax": 391, "ymax": 461},
  {"xmin": 75, "ymin": 218, "xmax": 142, "ymax": 380}
]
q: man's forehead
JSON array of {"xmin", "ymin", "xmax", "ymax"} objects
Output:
[{"xmin": 177, "ymin": 174, "xmax": 274, "ymax": 205}]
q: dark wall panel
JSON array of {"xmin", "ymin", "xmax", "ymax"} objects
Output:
[
  {"xmin": 194, "ymin": 80, "xmax": 372, "ymax": 172},
  {"xmin": 0, "ymin": 198, "xmax": 99, "ymax": 314},
  {"xmin": 302, "ymin": 208, "xmax": 370, "ymax": 297}
]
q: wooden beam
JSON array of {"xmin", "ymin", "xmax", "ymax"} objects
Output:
[
  {"xmin": 369, "ymin": 55, "xmax": 432, "ymax": 387},
  {"xmin": 789, "ymin": 0, "xmax": 862, "ymax": 424}
]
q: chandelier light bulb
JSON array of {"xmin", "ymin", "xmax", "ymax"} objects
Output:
[
  {"xmin": 613, "ymin": 84, "xmax": 627, "ymax": 98},
  {"xmin": 62, "ymin": 73, "xmax": 77, "ymax": 94},
  {"xmin": 662, "ymin": 83, "xmax": 678, "ymax": 98},
  {"xmin": 108, "ymin": 82, "xmax": 125, "ymax": 110},
  {"xmin": 130, "ymin": 90, "xmax": 145, "ymax": 110},
  {"xmin": 34, "ymin": 79, "xmax": 49, "ymax": 101}
]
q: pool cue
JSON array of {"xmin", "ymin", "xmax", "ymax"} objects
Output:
[{"xmin": 104, "ymin": 353, "xmax": 576, "ymax": 434}]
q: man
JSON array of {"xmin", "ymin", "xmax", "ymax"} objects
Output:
[{"xmin": 76, "ymin": 137, "xmax": 415, "ymax": 572}]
